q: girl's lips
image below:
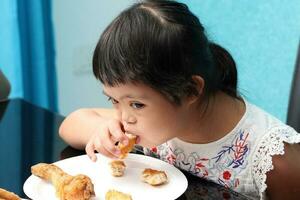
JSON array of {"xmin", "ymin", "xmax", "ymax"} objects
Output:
[{"xmin": 125, "ymin": 131, "xmax": 140, "ymax": 144}]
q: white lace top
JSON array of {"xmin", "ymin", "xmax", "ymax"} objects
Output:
[{"xmin": 144, "ymin": 100, "xmax": 300, "ymax": 199}]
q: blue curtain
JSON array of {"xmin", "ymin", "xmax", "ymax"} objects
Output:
[{"xmin": 0, "ymin": 0, "xmax": 57, "ymax": 112}]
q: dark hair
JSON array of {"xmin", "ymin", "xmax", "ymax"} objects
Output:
[{"xmin": 93, "ymin": 0, "xmax": 239, "ymax": 105}]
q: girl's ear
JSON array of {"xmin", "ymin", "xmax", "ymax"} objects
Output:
[
  {"xmin": 186, "ymin": 75, "xmax": 205, "ymax": 105},
  {"xmin": 192, "ymin": 75, "xmax": 205, "ymax": 95}
]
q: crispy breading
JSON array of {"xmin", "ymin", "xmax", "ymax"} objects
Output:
[
  {"xmin": 0, "ymin": 188, "xmax": 21, "ymax": 200},
  {"xmin": 141, "ymin": 168, "xmax": 168, "ymax": 186},
  {"xmin": 118, "ymin": 133, "xmax": 137, "ymax": 159},
  {"xmin": 105, "ymin": 189, "xmax": 132, "ymax": 200},
  {"xmin": 109, "ymin": 160, "xmax": 126, "ymax": 177},
  {"xmin": 31, "ymin": 163, "xmax": 95, "ymax": 200}
]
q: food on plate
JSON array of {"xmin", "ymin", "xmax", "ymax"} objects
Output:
[
  {"xmin": 0, "ymin": 188, "xmax": 21, "ymax": 200},
  {"xmin": 31, "ymin": 163, "xmax": 95, "ymax": 200},
  {"xmin": 117, "ymin": 133, "xmax": 137, "ymax": 159},
  {"xmin": 141, "ymin": 168, "xmax": 168, "ymax": 186},
  {"xmin": 109, "ymin": 160, "xmax": 126, "ymax": 177},
  {"xmin": 105, "ymin": 189, "xmax": 132, "ymax": 200}
]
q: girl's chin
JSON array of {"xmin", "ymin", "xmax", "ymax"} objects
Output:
[{"xmin": 137, "ymin": 138, "xmax": 152, "ymax": 148}]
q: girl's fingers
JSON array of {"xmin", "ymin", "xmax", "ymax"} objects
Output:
[
  {"xmin": 93, "ymin": 134, "xmax": 117, "ymax": 158},
  {"xmin": 101, "ymin": 128, "xmax": 121, "ymax": 157},
  {"xmin": 108, "ymin": 121, "xmax": 128, "ymax": 145},
  {"xmin": 94, "ymin": 144, "xmax": 117, "ymax": 159},
  {"xmin": 86, "ymin": 120, "xmax": 127, "ymax": 160},
  {"xmin": 86, "ymin": 137, "xmax": 118, "ymax": 160}
]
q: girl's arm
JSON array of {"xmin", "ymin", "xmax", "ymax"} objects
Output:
[
  {"xmin": 266, "ymin": 143, "xmax": 300, "ymax": 199},
  {"xmin": 59, "ymin": 108, "xmax": 117, "ymax": 150}
]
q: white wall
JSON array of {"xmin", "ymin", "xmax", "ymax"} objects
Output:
[{"xmin": 53, "ymin": 0, "xmax": 134, "ymax": 116}]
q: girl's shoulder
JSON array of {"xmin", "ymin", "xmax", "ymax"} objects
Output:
[
  {"xmin": 236, "ymin": 100, "xmax": 298, "ymax": 143},
  {"xmin": 245, "ymin": 100, "xmax": 300, "ymax": 152}
]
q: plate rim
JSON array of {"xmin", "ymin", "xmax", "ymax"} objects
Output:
[{"xmin": 23, "ymin": 153, "xmax": 188, "ymax": 200}]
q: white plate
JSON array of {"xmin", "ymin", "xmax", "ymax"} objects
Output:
[{"xmin": 23, "ymin": 153, "xmax": 188, "ymax": 200}]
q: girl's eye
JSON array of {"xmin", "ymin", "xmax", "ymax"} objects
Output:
[
  {"xmin": 107, "ymin": 97, "xmax": 118, "ymax": 104},
  {"xmin": 130, "ymin": 102, "xmax": 145, "ymax": 109}
]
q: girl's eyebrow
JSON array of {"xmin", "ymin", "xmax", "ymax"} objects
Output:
[{"xmin": 102, "ymin": 90, "xmax": 148, "ymax": 100}]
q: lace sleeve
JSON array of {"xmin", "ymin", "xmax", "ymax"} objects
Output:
[{"xmin": 252, "ymin": 126, "xmax": 300, "ymax": 199}]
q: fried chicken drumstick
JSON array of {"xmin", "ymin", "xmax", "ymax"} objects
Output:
[
  {"xmin": 0, "ymin": 188, "xmax": 21, "ymax": 200},
  {"xmin": 31, "ymin": 163, "xmax": 95, "ymax": 200}
]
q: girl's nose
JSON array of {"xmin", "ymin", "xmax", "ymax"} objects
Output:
[{"xmin": 122, "ymin": 112, "xmax": 137, "ymax": 125}]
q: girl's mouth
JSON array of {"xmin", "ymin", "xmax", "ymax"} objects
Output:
[{"xmin": 125, "ymin": 131, "xmax": 140, "ymax": 144}]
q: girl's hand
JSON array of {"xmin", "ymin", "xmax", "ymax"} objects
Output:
[{"xmin": 85, "ymin": 118, "xmax": 129, "ymax": 161}]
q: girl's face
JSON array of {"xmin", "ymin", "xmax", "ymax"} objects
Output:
[{"xmin": 103, "ymin": 83, "xmax": 191, "ymax": 148}]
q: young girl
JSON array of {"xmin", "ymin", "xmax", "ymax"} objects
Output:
[{"xmin": 59, "ymin": 1, "xmax": 300, "ymax": 199}]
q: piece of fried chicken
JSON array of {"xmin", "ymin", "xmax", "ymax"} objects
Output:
[
  {"xmin": 105, "ymin": 190, "xmax": 132, "ymax": 200},
  {"xmin": 109, "ymin": 160, "xmax": 126, "ymax": 177},
  {"xmin": 0, "ymin": 188, "xmax": 21, "ymax": 200},
  {"xmin": 31, "ymin": 163, "xmax": 95, "ymax": 200},
  {"xmin": 141, "ymin": 168, "xmax": 168, "ymax": 186},
  {"xmin": 117, "ymin": 133, "xmax": 137, "ymax": 159}
]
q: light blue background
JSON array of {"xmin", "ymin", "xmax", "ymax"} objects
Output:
[
  {"xmin": 181, "ymin": 0, "xmax": 300, "ymax": 121},
  {"xmin": 2, "ymin": 0, "xmax": 299, "ymax": 121}
]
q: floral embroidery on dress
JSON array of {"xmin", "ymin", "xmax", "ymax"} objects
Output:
[
  {"xmin": 211, "ymin": 130, "xmax": 250, "ymax": 188},
  {"xmin": 166, "ymin": 150, "xmax": 176, "ymax": 165},
  {"xmin": 194, "ymin": 158, "xmax": 210, "ymax": 178},
  {"xmin": 145, "ymin": 129, "xmax": 251, "ymax": 190}
]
